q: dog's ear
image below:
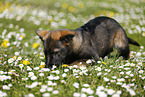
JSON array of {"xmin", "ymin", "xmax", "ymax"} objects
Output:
[
  {"xmin": 35, "ymin": 30, "xmax": 48, "ymax": 41},
  {"xmin": 60, "ymin": 30, "xmax": 76, "ymax": 45}
]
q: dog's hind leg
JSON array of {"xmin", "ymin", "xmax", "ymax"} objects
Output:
[{"xmin": 114, "ymin": 29, "xmax": 130, "ymax": 59}]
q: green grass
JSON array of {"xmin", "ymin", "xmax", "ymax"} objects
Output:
[{"xmin": 0, "ymin": 0, "xmax": 145, "ymax": 97}]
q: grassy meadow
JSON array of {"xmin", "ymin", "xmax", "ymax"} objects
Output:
[{"xmin": 0, "ymin": 0, "xmax": 145, "ymax": 97}]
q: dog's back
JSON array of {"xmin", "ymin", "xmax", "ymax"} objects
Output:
[{"xmin": 75, "ymin": 16, "xmax": 139, "ymax": 60}]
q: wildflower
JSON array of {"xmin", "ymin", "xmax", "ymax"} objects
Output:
[
  {"xmin": 73, "ymin": 92, "xmax": 80, "ymax": 97},
  {"xmin": 106, "ymin": 89, "xmax": 115, "ymax": 95},
  {"xmin": 53, "ymin": 76, "xmax": 59, "ymax": 80},
  {"xmin": 34, "ymin": 67, "xmax": 39, "ymax": 70},
  {"xmin": 1, "ymin": 39, "xmax": 10, "ymax": 48},
  {"xmin": 110, "ymin": 80, "xmax": 116, "ymax": 83},
  {"xmin": 47, "ymin": 87, "xmax": 53, "ymax": 91},
  {"xmin": 101, "ymin": 62, "xmax": 106, "ymax": 65},
  {"xmin": 23, "ymin": 60, "xmax": 30, "ymax": 65},
  {"xmin": 42, "ymin": 93, "xmax": 50, "ymax": 97},
  {"xmin": 73, "ymin": 82, "xmax": 79, "ymax": 88},
  {"xmin": 52, "ymin": 90, "xmax": 59, "ymax": 94},
  {"xmin": 139, "ymin": 70, "xmax": 144, "ymax": 74},
  {"xmin": 86, "ymin": 59, "xmax": 92, "ymax": 64},
  {"xmin": 64, "ymin": 69, "xmax": 69, "ymax": 72},
  {"xmin": 0, "ymin": 71, "xmax": 4, "ymax": 74},
  {"xmin": 103, "ymin": 77, "xmax": 109, "ymax": 82},
  {"xmin": 27, "ymin": 93, "xmax": 35, "ymax": 97},
  {"xmin": 39, "ymin": 73, "xmax": 44, "ymax": 77},
  {"xmin": 130, "ymin": 74, "xmax": 134, "ymax": 77},
  {"xmin": 40, "ymin": 62, "xmax": 45, "ymax": 68},
  {"xmin": 97, "ymin": 61, "xmax": 101, "ymax": 63},
  {"xmin": 22, "ymin": 77, "xmax": 28, "ymax": 81},
  {"xmin": 120, "ymin": 71, "xmax": 124, "ymax": 75},
  {"xmin": 15, "ymin": 52, "xmax": 19, "ymax": 56},
  {"xmin": 19, "ymin": 35, "xmax": 24, "ymax": 40},
  {"xmin": 78, "ymin": 2, "xmax": 84, "ymax": 8},
  {"xmin": 27, "ymin": 66, "xmax": 32, "ymax": 71},
  {"xmin": 20, "ymin": 28, "xmax": 25, "ymax": 33},
  {"xmin": 126, "ymin": 71, "xmax": 131, "ymax": 75},
  {"xmin": 55, "ymin": 70, "xmax": 60, "ymax": 74},
  {"xmin": 128, "ymin": 89, "xmax": 136, "ymax": 96},
  {"xmin": 96, "ymin": 91, "xmax": 107, "ymax": 97},
  {"xmin": 82, "ymin": 84, "xmax": 89, "ymax": 87},
  {"xmin": 33, "ymin": 42, "xmax": 39, "ymax": 49},
  {"xmin": 112, "ymin": 93, "xmax": 120, "ymax": 97},
  {"xmin": 2, "ymin": 85, "xmax": 10, "ymax": 90},
  {"xmin": 116, "ymin": 90, "xmax": 122, "ymax": 94},
  {"xmin": 31, "ymin": 76, "xmax": 37, "ymax": 80},
  {"xmin": 97, "ymin": 72, "xmax": 102, "ymax": 76},
  {"xmin": 86, "ymin": 88, "xmax": 94, "ymax": 94},
  {"xmin": 79, "ymin": 72, "xmax": 83, "ymax": 75},
  {"xmin": 62, "ymin": 73, "xmax": 67, "ymax": 77},
  {"xmin": 130, "ymin": 63, "xmax": 135, "ymax": 66},
  {"xmin": 112, "ymin": 76, "xmax": 117, "ymax": 79},
  {"xmin": 136, "ymin": 52, "xmax": 141, "ymax": 57},
  {"xmin": 28, "ymin": 72, "xmax": 34, "ymax": 77},
  {"xmin": 25, "ymin": 42, "xmax": 29, "ymax": 47},
  {"xmin": 95, "ymin": 67, "xmax": 102, "ymax": 71},
  {"xmin": 62, "ymin": 64, "xmax": 68, "ymax": 67},
  {"xmin": 40, "ymin": 88, "xmax": 46, "ymax": 93},
  {"xmin": 19, "ymin": 64, "xmax": 24, "ymax": 69},
  {"xmin": 8, "ymin": 58, "xmax": 14, "ymax": 63},
  {"xmin": 61, "ymin": 80, "xmax": 66, "ymax": 84},
  {"xmin": 0, "ymin": 91, "xmax": 7, "ymax": 96},
  {"xmin": 124, "ymin": 68, "xmax": 130, "ymax": 70},
  {"xmin": 68, "ymin": 6, "xmax": 75, "ymax": 12},
  {"xmin": 13, "ymin": 56, "xmax": 17, "ymax": 60},
  {"xmin": 17, "ymin": 57, "xmax": 22, "ymax": 60},
  {"xmin": 52, "ymin": 65, "xmax": 57, "ymax": 69},
  {"xmin": 47, "ymin": 81, "xmax": 53, "ymax": 85},
  {"xmin": 117, "ymin": 78, "xmax": 125, "ymax": 82},
  {"xmin": 62, "ymin": 3, "xmax": 68, "ymax": 9}
]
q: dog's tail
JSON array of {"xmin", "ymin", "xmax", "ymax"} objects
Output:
[{"xmin": 128, "ymin": 37, "xmax": 140, "ymax": 46}]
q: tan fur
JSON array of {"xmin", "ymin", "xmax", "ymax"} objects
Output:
[
  {"xmin": 36, "ymin": 30, "xmax": 49, "ymax": 39},
  {"xmin": 71, "ymin": 32, "xmax": 83, "ymax": 53},
  {"xmin": 114, "ymin": 29, "xmax": 126, "ymax": 48},
  {"xmin": 69, "ymin": 59, "xmax": 90, "ymax": 67},
  {"xmin": 43, "ymin": 30, "xmax": 76, "ymax": 41}
]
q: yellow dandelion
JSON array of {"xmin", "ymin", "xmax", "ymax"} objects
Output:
[
  {"xmin": 78, "ymin": 3, "xmax": 84, "ymax": 8},
  {"xmin": 33, "ymin": 42, "xmax": 39, "ymax": 49},
  {"xmin": 101, "ymin": 62, "xmax": 106, "ymax": 65},
  {"xmin": 68, "ymin": 6, "xmax": 75, "ymax": 12},
  {"xmin": 12, "ymin": 56, "xmax": 17, "ymax": 60},
  {"xmin": 20, "ymin": 35, "xmax": 24, "ymax": 39},
  {"xmin": 1, "ymin": 39, "xmax": 9, "ymax": 48},
  {"xmin": 39, "ymin": 82, "xmax": 42, "ymax": 85},
  {"xmin": 62, "ymin": 3, "xmax": 68, "ymax": 9},
  {"xmin": 1, "ymin": 42, "xmax": 8, "ymax": 47},
  {"xmin": 23, "ymin": 60, "xmax": 30, "ymax": 65},
  {"xmin": 40, "ymin": 62, "xmax": 45, "ymax": 68},
  {"xmin": 108, "ymin": 11, "xmax": 115, "ymax": 18},
  {"xmin": 62, "ymin": 64, "xmax": 68, "ymax": 68}
]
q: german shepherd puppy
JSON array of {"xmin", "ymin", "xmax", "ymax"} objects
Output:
[{"xmin": 36, "ymin": 16, "xmax": 140, "ymax": 68}]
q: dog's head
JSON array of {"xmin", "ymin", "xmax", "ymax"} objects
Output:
[{"xmin": 35, "ymin": 30, "xmax": 76, "ymax": 68}]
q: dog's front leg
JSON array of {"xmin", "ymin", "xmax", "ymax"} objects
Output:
[{"xmin": 90, "ymin": 49, "xmax": 99, "ymax": 62}]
